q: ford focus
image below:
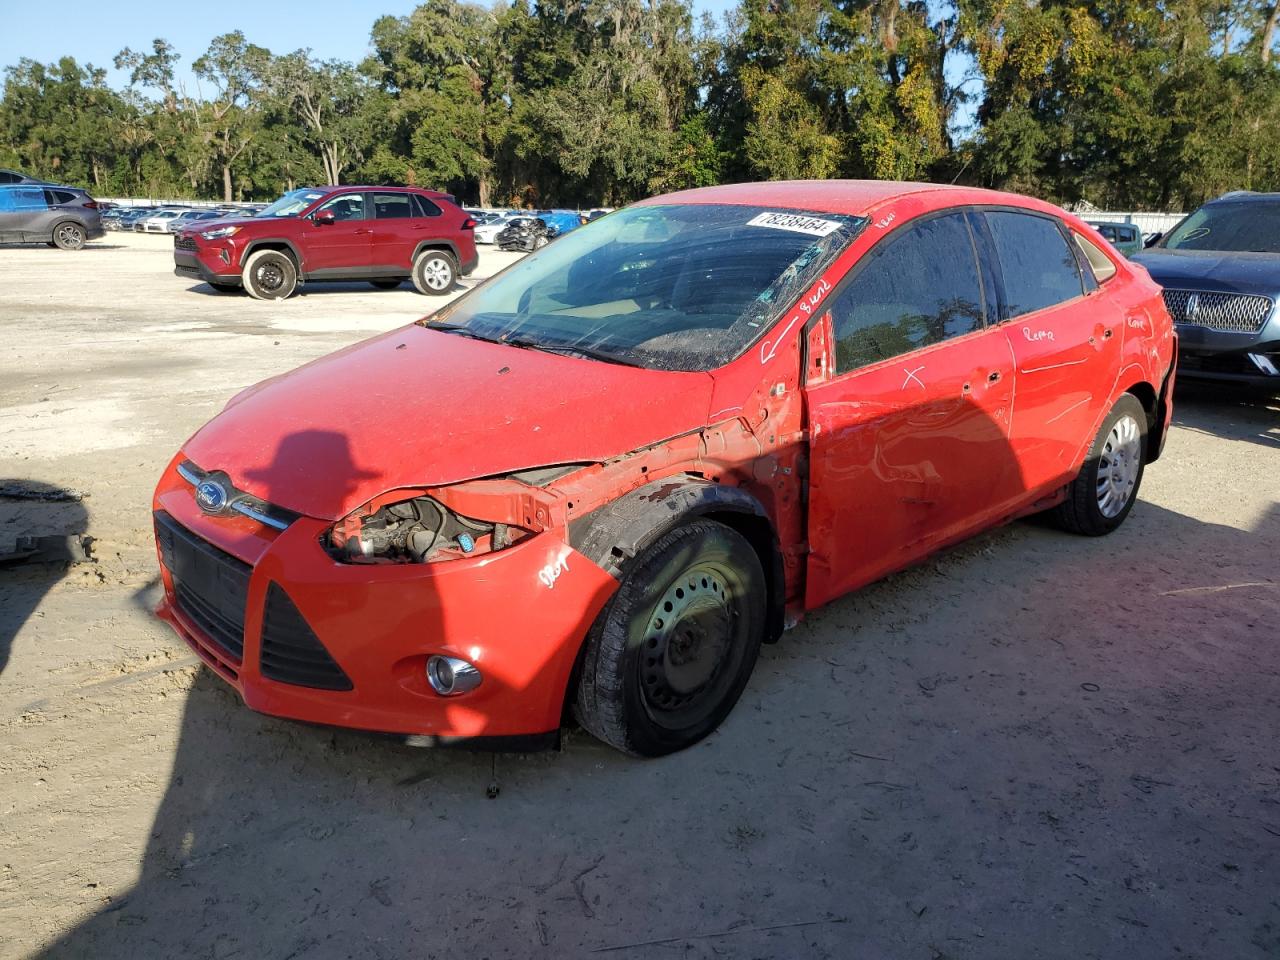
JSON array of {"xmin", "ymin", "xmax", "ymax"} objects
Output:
[{"xmin": 152, "ymin": 181, "xmax": 1177, "ymax": 756}]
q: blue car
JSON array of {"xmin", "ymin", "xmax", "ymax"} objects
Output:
[
  {"xmin": 535, "ymin": 210, "xmax": 585, "ymax": 237},
  {"xmin": 1134, "ymin": 191, "xmax": 1280, "ymax": 387}
]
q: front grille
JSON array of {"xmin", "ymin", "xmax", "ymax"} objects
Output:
[
  {"xmin": 260, "ymin": 583, "xmax": 353, "ymax": 691},
  {"xmin": 155, "ymin": 511, "xmax": 249, "ymax": 662},
  {"xmin": 1162, "ymin": 289, "xmax": 1272, "ymax": 333},
  {"xmin": 174, "ymin": 235, "xmax": 196, "ymax": 252}
]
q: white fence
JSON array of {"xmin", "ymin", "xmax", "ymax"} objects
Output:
[{"xmin": 1077, "ymin": 210, "xmax": 1186, "ymax": 235}]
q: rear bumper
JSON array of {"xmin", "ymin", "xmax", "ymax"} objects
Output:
[{"xmin": 151, "ymin": 460, "xmax": 617, "ymax": 740}]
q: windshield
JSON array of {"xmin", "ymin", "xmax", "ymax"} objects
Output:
[
  {"xmin": 1161, "ymin": 201, "xmax": 1280, "ymax": 253},
  {"xmin": 257, "ymin": 189, "xmax": 326, "ymax": 219},
  {"xmin": 423, "ymin": 203, "xmax": 866, "ymax": 371}
]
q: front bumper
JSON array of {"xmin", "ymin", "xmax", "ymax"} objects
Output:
[
  {"xmin": 174, "ymin": 246, "xmax": 241, "ymax": 286},
  {"xmin": 152, "ymin": 463, "xmax": 617, "ymax": 740},
  {"xmin": 1174, "ymin": 321, "xmax": 1280, "ymax": 386}
]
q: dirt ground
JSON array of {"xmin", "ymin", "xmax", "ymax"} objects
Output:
[{"xmin": 1, "ymin": 231, "xmax": 1277, "ymax": 960}]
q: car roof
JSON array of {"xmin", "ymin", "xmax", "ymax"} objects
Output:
[
  {"xmin": 306, "ymin": 185, "xmax": 453, "ymax": 199},
  {"xmin": 640, "ymin": 179, "xmax": 1065, "ymax": 219}
]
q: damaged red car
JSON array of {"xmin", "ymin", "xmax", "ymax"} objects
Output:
[{"xmin": 152, "ymin": 181, "xmax": 1177, "ymax": 756}]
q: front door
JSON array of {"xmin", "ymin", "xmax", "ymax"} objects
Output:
[
  {"xmin": 303, "ymin": 192, "xmax": 373, "ymax": 275},
  {"xmin": 805, "ymin": 210, "xmax": 1018, "ymax": 609},
  {"xmin": 974, "ymin": 210, "xmax": 1121, "ymax": 496}
]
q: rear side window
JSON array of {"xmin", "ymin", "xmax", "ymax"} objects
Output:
[
  {"xmin": 828, "ymin": 212, "xmax": 987, "ymax": 374},
  {"xmin": 983, "ymin": 211, "xmax": 1085, "ymax": 319},
  {"xmin": 412, "ymin": 194, "xmax": 442, "ymax": 217},
  {"xmin": 373, "ymin": 193, "xmax": 413, "ymax": 219},
  {"xmin": 1073, "ymin": 232, "xmax": 1118, "ymax": 283}
]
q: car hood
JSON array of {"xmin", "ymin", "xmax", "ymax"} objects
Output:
[
  {"xmin": 1132, "ymin": 248, "xmax": 1280, "ymax": 297},
  {"xmin": 183, "ymin": 325, "xmax": 715, "ymax": 521}
]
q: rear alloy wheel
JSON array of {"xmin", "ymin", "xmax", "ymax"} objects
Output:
[
  {"xmin": 1053, "ymin": 393, "xmax": 1148, "ymax": 536},
  {"xmin": 574, "ymin": 519, "xmax": 766, "ymax": 757},
  {"xmin": 412, "ymin": 250, "xmax": 457, "ymax": 295},
  {"xmin": 52, "ymin": 222, "xmax": 86, "ymax": 250},
  {"xmin": 241, "ymin": 249, "xmax": 298, "ymax": 300},
  {"xmin": 369, "ymin": 279, "xmax": 403, "ymax": 290}
]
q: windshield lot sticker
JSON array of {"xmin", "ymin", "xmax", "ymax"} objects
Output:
[{"xmin": 747, "ymin": 212, "xmax": 842, "ymax": 237}]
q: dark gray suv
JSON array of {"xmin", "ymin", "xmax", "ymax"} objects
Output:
[
  {"xmin": 1135, "ymin": 191, "xmax": 1280, "ymax": 387},
  {"xmin": 0, "ymin": 185, "xmax": 105, "ymax": 249}
]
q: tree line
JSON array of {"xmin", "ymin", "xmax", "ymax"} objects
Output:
[{"xmin": 3, "ymin": 0, "xmax": 1280, "ymax": 210}]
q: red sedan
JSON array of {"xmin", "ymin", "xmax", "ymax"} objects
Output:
[{"xmin": 152, "ymin": 181, "xmax": 1177, "ymax": 756}]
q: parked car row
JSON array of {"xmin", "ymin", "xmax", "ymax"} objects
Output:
[{"xmin": 103, "ymin": 204, "xmax": 264, "ymax": 233}]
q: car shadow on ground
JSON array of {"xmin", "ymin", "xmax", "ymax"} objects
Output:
[
  {"xmin": 0, "ymin": 243, "xmax": 125, "ymax": 251},
  {"xmin": 1171, "ymin": 380, "xmax": 1279, "ymax": 451},
  {"xmin": 28, "ymin": 406, "xmax": 1280, "ymax": 959},
  {"xmin": 0, "ymin": 481, "xmax": 89, "ymax": 678}
]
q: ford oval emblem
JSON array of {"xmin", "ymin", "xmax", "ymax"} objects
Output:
[{"xmin": 195, "ymin": 479, "xmax": 229, "ymax": 513}]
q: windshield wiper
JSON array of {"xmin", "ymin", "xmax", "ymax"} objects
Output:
[
  {"xmin": 501, "ymin": 335, "xmax": 642, "ymax": 367},
  {"xmin": 425, "ymin": 322, "xmax": 503, "ymax": 344}
]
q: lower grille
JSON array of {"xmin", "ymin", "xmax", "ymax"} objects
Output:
[
  {"xmin": 260, "ymin": 583, "xmax": 353, "ymax": 691},
  {"xmin": 155, "ymin": 511, "xmax": 249, "ymax": 662},
  {"xmin": 1162, "ymin": 288, "xmax": 1272, "ymax": 334}
]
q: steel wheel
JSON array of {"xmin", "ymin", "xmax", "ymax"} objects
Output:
[
  {"xmin": 638, "ymin": 562, "xmax": 743, "ymax": 729},
  {"xmin": 1096, "ymin": 413, "xmax": 1142, "ymax": 518},
  {"xmin": 53, "ymin": 222, "xmax": 85, "ymax": 250},
  {"xmin": 412, "ymin": 250, "xmax": 457, "ymax": 296}
]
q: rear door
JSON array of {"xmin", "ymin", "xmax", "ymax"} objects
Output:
[
  {"xmin": 804, "ymin": 210, "xmax": 1019, "ymax": 608},
  {"xmin": 975, "ymin": 209, "xmax": 1121, "ymax": 496},
  {"xmin": 369, "ymin": 191, "xmax": 427, "ymax": 272},
  {"xmin": 303, "ymin": 191, "xmax": 373, "ymax": 274},
  {"xmin": 0, "ymin": 186, "xmax": 50, "ymax": 241}
]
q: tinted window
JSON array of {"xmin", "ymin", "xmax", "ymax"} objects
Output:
[
  {"xmin": 373, "ymin": 193, "xmax": 412, "ymax": 219},
  {"xmin": 316, "ymin": 193, "xmax": 366, "ymax": 221},
  {"xmin": 983, "ymin": 211, "xmax": 1084, "ymax": 319},
  {"xmin": 0, "ymin": 187, "xmax": 46, "ymax": 212},
  {"xmin": 412, "ymin": 194, "xmax": 441, "ymax": 217},
  {"xmin": 828, "ymin": 212, "xmax": 986, "ymax": 374},
  {"xmin": 0, "ymin": 172, "xmax": 18, "ymax": 184}
]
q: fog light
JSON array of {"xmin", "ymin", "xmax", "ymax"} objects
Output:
[{"xmin": 426, "ymin": 655, "xmax": 482, "ymax": 695}]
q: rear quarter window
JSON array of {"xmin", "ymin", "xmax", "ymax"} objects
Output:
[{"xmin": 412, "ymin": 195, "xmax": 442, "ymax": 217}]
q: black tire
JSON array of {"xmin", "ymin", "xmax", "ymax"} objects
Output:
[
  {"xmin": 574, "ymin": 519, "xmax": 767, "ymax": 757},
  {"xmin": 207, "ymin": 281, "xmax": 240, "ymax": 293},
  {"xmin": 411, "ymin": 249, "xmax": 457, "ymax": 295},
  {"xmin": 369, "ymin": 279, "xmax": 403, "ymax": 290},
  {"xmin": 241, "ymin": 249, "xmax": 298, "ymax": 300},
  {"xmin": 1053, "ymin": 393, "xmax": 1148, "ymax": 536},
  {"xmin": 51, "ymin": 221, "xmax": 86, "ymax": 250}
]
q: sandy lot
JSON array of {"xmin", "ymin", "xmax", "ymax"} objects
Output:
[{"xmin": 1, "ymin": 231, "xmax": 1278, "ymax": 960}]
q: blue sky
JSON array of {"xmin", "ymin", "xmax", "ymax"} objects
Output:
[{"xmin": 0, "ymin": 0, "xmax": 739, "ymax": 94}]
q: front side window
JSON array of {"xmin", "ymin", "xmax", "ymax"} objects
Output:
[
  {"xmin": 983, "ymin": 211, "xmax": 1085, "ymax": 320},
  {"xmin": 315, "ymin": 193, "xmax": 367, "ymax": 222},
  {"xmin": 828, "ymin": 212, "xmax": 986, "ymax": 374},
  {"xmin": 424, "ymin": 204, "xmax": 866, "ymax": 371},
  {"xmin": 1160, "ymin": 201, "xmax": 1280, "ymax": 253},
  {"xmin": 258, "ymin": 188, "xmax": 326, "ymax": 218},
  {"xmin": 373, "ymin": 193, "xmax": 412, "ymax": 219}
]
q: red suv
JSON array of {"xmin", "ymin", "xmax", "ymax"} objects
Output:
[{"xmin": 173, "ymin": 186, "xmax": 478, "ymax": 300}]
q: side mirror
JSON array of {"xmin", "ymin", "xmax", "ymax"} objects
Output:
[
  {"xmin": 1144, "ymin": 231, "xmax": 1162, "ymax": 248},
  {"xmin": 315, "ymin": 211, "xmax": 336, "ymax": 226}
]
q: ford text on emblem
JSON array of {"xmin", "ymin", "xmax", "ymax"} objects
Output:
[{"xmin": 195, "ymin": 479, "xmax": 229, "ymax": 513}]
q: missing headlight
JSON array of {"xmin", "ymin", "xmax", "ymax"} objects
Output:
[{"xmin": 326, "ymin": 495, "xmax": 517, "ymax": 564}]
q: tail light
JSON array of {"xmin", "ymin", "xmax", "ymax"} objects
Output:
[
  {"xmin": 461, "ymin": 218, "xmax": 477, "ymax": 230},
  {"xmin": 83, "ymin": 200, "xmax": 100, "ymax": 210}
]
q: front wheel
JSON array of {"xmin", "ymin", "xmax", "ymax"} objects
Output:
[
  {"xmin": 1053, "ymin": 394, "xmax": 1148, "ymax": 536},
  {"xmin": 411, "ymin": 250, "xmax": 457, "ymax": 295},
  {"xmin": 241, "ymin": 249, "xmax": 298, "ymax": 300},
  {"xmin": 52, "ymin": 222, "xmax": 86, "ymax": 250},
  {"xmin": 574, "ymin": 519, "xmax": 767, "ymax": 757}
]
